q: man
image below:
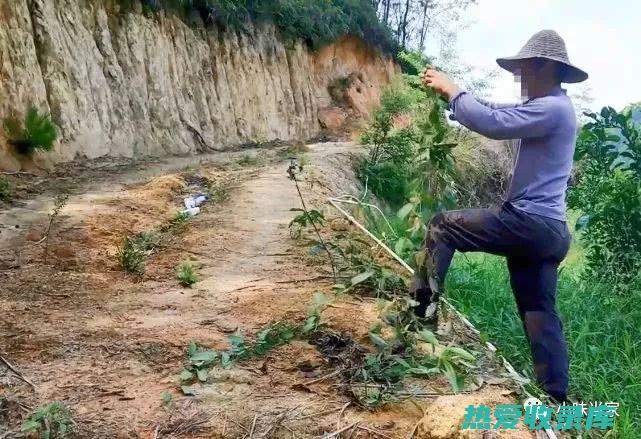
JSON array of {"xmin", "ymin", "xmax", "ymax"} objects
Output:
[{"xmin": 416, "ymin": 30, "xmax": 588, "ymax": 402}]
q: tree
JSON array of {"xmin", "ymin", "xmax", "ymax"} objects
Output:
[
  {"xmin": 569, "ymin": 85, "xmax": 595, "ymax": 125},
  {"xmin": 375, "ymin": 0, "xmax": 477, "ymax": 52}
]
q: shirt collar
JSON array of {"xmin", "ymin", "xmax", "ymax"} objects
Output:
[{"xmin": 525, "ymin": 85, "xmax": 566, "ymax": 103}]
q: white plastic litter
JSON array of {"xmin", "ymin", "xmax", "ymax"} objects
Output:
[
  {"xmin": 182, "ymin": 207, "xmax": 201, "ymax": 217},
  {"xmin": 184, "ymin": 195, "xmax": 209, "ymax": 209}
]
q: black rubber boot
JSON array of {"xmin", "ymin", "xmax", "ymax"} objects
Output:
[
  {"xmin": 413, "ymin": 287, "xmax": 431, "ymax": 318},
  {"xmin": 412, "ymin": 279, "xmax": 440, "ymax": 323}
]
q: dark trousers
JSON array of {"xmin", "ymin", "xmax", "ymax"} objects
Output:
[{"xmin": 412, "ymin": 202, "xmax": 571, "ymax": 401}]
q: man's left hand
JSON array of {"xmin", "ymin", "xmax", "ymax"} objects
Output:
[{"xmin": 421, "ymin": 69, "xmax": 460, "ymax": 100}]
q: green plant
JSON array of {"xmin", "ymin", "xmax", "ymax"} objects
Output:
[
  {"xmin": 177, "ymin": 261, "xmax": 199, "ymax": 287},
  {"xmin": 327, "ymin": 76, "xmax": 353, "ymax": 103},
  {"xmin": 180, "ymin": 322, "xmax": 298, "ymax": 393},
  {"xmin": 41, "ymin": 194, "xmax": 69, "ymax": 264},
  {"xmin": 132, "ymin": 230, "xmax": 158, "ymax": 251},
  {"xmin": 207, "ymin": 183, "xmax": 230, "ymax": 204},
  {"xmin": 288, "ymin": 160, "xmax": 337, "ymax": 280},
  {"xmin": 161, "ymin": 391, "xmax": 173, "ymax": 406},
  {"xmin": 3, "ymin": 107, "xmax": 57, "ymax": 155},
  {"xmin": 114, "ymin": 0, "xmax": 398, "ymax": 54},
  {"xmin": 21, "ymin": 401, "xmax": 74, "ymax": 438},
  {"xmin": 346, "ymin": 296, "xmax": 474, "ymax": 408},
  {"xmin": 327, "ymin": 232, "xmax": 406, "ymax": 298},
  {"xmin": 568, "ymin": 106, "xmax": 641, "ymax": 282},
  {"xmin": 356, "ymin": 63, "xmax": 462, "ymax": 279},
  {"xmin": 118, "ymin": 235, "xmax": 146, "ymax": 275},
  {"xmin": 358, "ymin": 70, "xmax": 459, "ymax": 217},
  {"xmin": 171, "ymin": 210, "xmax": 191, "ymax": 225},
  {"xmin": 300, "ymin": 292, "xmax": 330, "ymax": 335},
  {"xmin": 117, "ymin": 201, "xmax": 200, "ymax": 275},
  {"xmin": 289, "ymin": 208, "xmax": 325, "ymax": 239},
  {"xmin": 237, "ymin": 154, "xmax": 257, "ymax": 166},
  {"xmin": 179, "ymin": 293, "xmax": 330, "ymax": 394},
  {"xmin": 0, "ymin": 176, "xmax": 11, "ymax": 201}
]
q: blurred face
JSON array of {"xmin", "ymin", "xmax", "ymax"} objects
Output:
[{"xmin": 513, "ymin": 58, "xmax": 558, "ymax": 98}]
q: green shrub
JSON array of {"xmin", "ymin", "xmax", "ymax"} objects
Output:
[
  {"xmin": 118, "ymin": 236, "xmax": 146, "ymax": 275},
  {"xmin": 358, "ymin": 159, "xmax": 412, "ymax": 208},
  {"xmin": 568, "ymin": 106, "xmax": 641, "ymax": 282},
  {"xmin": 359, "ymin": 75, "xmax": 457, "ymax": 213},
  {"xmin": 177, "ymin": 261, "xmax": 198, "ymax": 286},
  {"xmin": 327, "ymin": 75, "xmax": 353, "ymax": 103},
  {"xmin": 396, "ymin": 50, "xmax": 433, "ymax": 75},
  {"xmin": 357, "ymin": 57, "xmax": 460, "ymax": 269},
  {"xmin": 3, "ymin": 107, "xmax": 57, "ymax": 155},
  {"xmin": 0, "ymin": 176, "xmax": 11, "ymax": 201},
  {"xmin": 21, "ymin": 401, "xmax": 74, "ymax": 438}
]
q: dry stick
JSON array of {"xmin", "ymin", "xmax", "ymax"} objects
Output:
[
  {"xmin": 301, "ymin": 369, "xmax": 343, "ymax": 386},
  {"xmin": 262, "ymin": 404, "xmax": 304, "ymax": 437},
  {"xmin": 290, "ymin": 167, "xmax": 337, "ymax": 282},
  {"xmin": 328, "ymin": 198, "xmax": 412, "ymax": 273},
  {"xmin": 0, "ymin": 171, "xmax": 36, "ymax": 176},
  {"xmin": 275, "ymin": 275, "xmax": 336, "ymax": 284},
  {"xmin": 321, "ymin": 421, "xmax": 359, "ymax": 439},
  {"xmin": 248, "ymin": 414, "xmax": 257, "ymax": 439},
  {"xmin": 228, "ymin": 417, "xmax": 249, "ymax": 433},
  {"xmin": 0, "ymin": 353, "xmax": 35, "ymax": 388},
  {"xmin": 407, "ymin": 417, "xmax": 423, "ymax": 439},
  {"xmin": 335, "ymin": 402, "xmax": 351, "ymax": 431},
  {"xmin": 357, "ymin": 425, "xmax": 393, "ymax": 439},
  {"xmin": 327, "ymin": 196, "xmax": 559, "ymax": 439},
  {"xmin": 296, "ymin": 406, "xmax": 344, "ymax": 421}
]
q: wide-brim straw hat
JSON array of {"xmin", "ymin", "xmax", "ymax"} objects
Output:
[{"xmin": 496, "ymin": 29, "xmax": 588, "ymax": 83}]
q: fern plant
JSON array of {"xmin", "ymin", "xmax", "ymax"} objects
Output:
[{"xmin": 3, "ymin": 107, "xmax": 57, "ymax": 155}]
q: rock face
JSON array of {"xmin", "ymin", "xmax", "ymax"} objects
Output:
[
  {"xmin": 318, "ymin": 107, "xmax": 348, "ymax": 131},
  {"xmin": 0, "ymin": 1, "xmax": 397, "ymax": 168}
]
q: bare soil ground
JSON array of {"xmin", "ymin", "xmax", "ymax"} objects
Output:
[{"xmin": 1, "ymin": 142, "xmax": 535, "ymax": 438}]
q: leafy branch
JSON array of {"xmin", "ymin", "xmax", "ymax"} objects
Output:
[{"xmin": 287, "ymin": 160, "xmax": 337, "ymax": 281}]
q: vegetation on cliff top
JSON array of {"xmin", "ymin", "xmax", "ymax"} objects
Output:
[{"xmin": 113, "ymin": 0, "xmax": 398, "ymax": 53}]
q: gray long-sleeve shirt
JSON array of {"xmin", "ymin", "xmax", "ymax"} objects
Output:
[{"xmin": 449, "ymin": 85, "xmax": 576, "ymax": 221}]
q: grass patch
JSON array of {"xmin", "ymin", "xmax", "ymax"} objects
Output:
[
  {"xmin": 236, "ymin": 154, "xmax": 258, "ymax": 167},
  {"xmin": 446, "ymin": 244, "xmax": 641, "ymax": 436},
  {"xmin": 177, "ymin": 261, "xmax": 198, "ymax": 287},
  {"xmin": 118, "ymin": 209, "xmax": 192, "ymax": 275},
  {"xmin": 0, "ymin": 176, "xmax": 11, "ymax": 201}
]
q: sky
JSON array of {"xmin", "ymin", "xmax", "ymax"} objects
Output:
[{"xmin": 436, "ymin": 0, "xmax": 640, "ymax": 111}]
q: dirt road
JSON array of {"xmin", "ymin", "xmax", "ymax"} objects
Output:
[{"xmin": 0, "ymin": 143, "xmax": 532, "ymax": 438}]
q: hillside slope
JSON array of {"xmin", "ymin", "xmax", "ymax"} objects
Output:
[{"xmin": 0, "ymin": 1, "xmax": 397, "ymax": 169}]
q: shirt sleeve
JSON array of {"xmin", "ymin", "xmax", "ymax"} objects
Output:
[
  {"xmin": 449, "ymin": 91, "xmax": 559, "ymax": 140},
  {"xmin": 476, "ymin": 98, "xmax": 520, "ymax": 110}
]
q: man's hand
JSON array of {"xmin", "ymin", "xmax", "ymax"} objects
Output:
[{"xmin": 420, "ymin": 68, "xmax": 460, "ymax": 100}]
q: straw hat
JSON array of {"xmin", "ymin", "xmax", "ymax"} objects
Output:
[{"xmin": 496, "ymin": 29, "xmax": 588, "ymax": 83}]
